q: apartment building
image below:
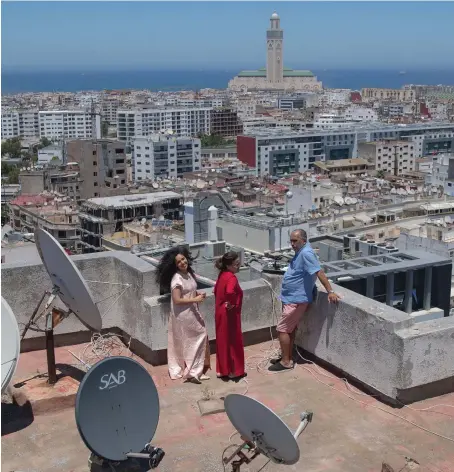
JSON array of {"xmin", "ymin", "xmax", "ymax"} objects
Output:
[
  {"xmin": 210, "ymin": 108, "xmax": 243, "ymax": 137},
  {"xmin": 18, "ymin": 164, "xmax": 82, "ymax": 201},
  {"xmin": 78, "ymin": 191, "xmax": 183, "ymax": 252},
  {"xmin": 101, "ymin": 99, "xmax": 121, "ymax": 125},
  {"xmin": 358, "ymin": 140, "xmax": 415, "ymax": 176},
  {"xmin": 1, "ymin": 109, "xmax": 39, "ymax": 138},
  {"xmin": 117, "ymin": 107, "xmax": 212, "ymax": 143},
  {"xmin": 38, "ymin": 110, "xmax": 101, "ymax": 140},
  {"xmin": 357, "ymin": 122, "xmax": 454, "ymax": 158},
  {"xmin": 237, "ymin": 128, "xmax": 357, "ymax": 176},
  {"xmin": 426, "ymin": 154, "xmax": 454, "ymax": 197},
  {"xmin": 8, "ymin": 194, "xmax": 80, "ymax": 251},
  {"xmin": 133, "ymin": 135, "xmax": 201, "ymax": 181},
  {"xmin": 65, "ymin": 139, "xmax": 128, "ymax": 199},
  {"xmin": 361, "ymin": 88, "xmax": 416, "ymax": 102}
]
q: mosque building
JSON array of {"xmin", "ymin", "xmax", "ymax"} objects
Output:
[{"xmin": 228, "ymin": 12, "xmax": 323, "ymax": 92}]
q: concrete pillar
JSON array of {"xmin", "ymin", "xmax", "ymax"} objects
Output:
[
  {"xmin": 207, "ymin": 205, "xmax": 218, "ymax": 242},
  {"xmin": 405, "ymin": 270, "xmax": 414, "ymax": 314},
  {"xmin": 423, "ymin": 266, "xmax": 433, "ymax": 311},
  {"xmin": 386, "ymin": 272, "xmax": 394, "ymax": 307},
  {"xmin": 184, "ymin": 201, "xmax": 194, "ymax": 243},
  {"xmin": 366, "ymin": 275, "xmax": 374, "ymax": 299}
]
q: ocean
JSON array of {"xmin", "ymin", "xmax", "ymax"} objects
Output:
[{"xmin": 2, "ymin": 69, "xmax": 454, "ymax": 95}]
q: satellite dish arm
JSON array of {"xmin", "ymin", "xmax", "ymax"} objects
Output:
[{"xmin": 293, "ymin": 411, "xmax": 313, "ymax": 439}]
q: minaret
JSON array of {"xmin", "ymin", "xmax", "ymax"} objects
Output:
[{"xmin": 266, "ymin": 12, "xmax": 284, "ymax": 84}]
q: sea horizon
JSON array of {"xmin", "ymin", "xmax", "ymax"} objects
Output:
[{"xmin": 2, "ymin": 68, "xmax": 454, "ymax": 95}]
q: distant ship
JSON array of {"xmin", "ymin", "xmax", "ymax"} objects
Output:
[{"xmin": 399, "ymin": 70, "xmax": 407, "ymax": 75}]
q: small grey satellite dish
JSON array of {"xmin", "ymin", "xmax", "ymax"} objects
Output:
[
  {"xmin": 1, "ymin": 297, "xmax": 21, "ymax": 394},
  {"xmin": 76, "ymin": 357, "xmax": 164, "ymax": 466},
  {"xmin": 222, "ymin": 394, "xmax": 313, "ymax": 470}
]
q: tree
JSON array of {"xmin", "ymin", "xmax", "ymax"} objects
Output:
[
  {"xmin": 40, "ymin": 137, "xmax": 51, "ymax": 147},
  {"xmin": 198, "ymin": 133, "xmax": 231, "ymax": 148},
  {"xmin": 7, "ymin": 167, "xmax": 20, "ymax": 184},
  {"xmin": 376, "ymin": 170, "xmax": 385, "ymax": 179},
  {"xmin": 1, "ymin": 137, "xmax": 22, "ymax": 158}
]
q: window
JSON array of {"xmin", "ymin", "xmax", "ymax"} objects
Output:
[
  {"xmin": 94, "ymin": 192, "xmax": 99, "ymax": 197},
  {"xmin": 94, "ymin": 182, "xmax": 98, "ymax": 187},
  {"xmin": 93, "ymin": 161, "xmax": 97, "ymax": 166},
  {"xmin": 93, "ymin": 172, "xmax": 97, "ymax": 176},
  {"xmin": 93, "ymin": 150, "xmax": 96, "ymax": 156}
]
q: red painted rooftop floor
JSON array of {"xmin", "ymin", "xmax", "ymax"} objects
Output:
[{"xmin": 2, "ymin": 341, "xmax": 454, "ymax": 472}]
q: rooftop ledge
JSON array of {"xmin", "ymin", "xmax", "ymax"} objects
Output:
[{"xmin": 2, "ymin": 251, "xmax": 454, "ymax": 404}]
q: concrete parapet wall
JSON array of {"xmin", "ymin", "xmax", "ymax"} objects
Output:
[{"xmin": 2, "ymin": 253, "xmax": 453, "ymax": 402}]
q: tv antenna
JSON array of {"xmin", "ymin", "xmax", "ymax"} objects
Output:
[
  {"xmin": 75, "ymin": 356, "xmax": 165, "ymax": 470},
  {"xmin": 20, "ymin": 228, "xmax": 102, "ymax": 384},
  {"xmin": 1, "ymin": 297, "xmax": 21, "ymax": 394},
  {"xmin": 222, "ymin": 394, "xmax": 313, "ymax": 471}
]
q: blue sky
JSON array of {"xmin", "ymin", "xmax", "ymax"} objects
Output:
[{"xmin": 2, "ymin": 1, "xmax": 454, "ymax": 71}]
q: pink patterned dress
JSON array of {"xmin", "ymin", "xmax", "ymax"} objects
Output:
[{"xmin": 167, "ymin": 272, "xmax": 210, "ymax": 380}]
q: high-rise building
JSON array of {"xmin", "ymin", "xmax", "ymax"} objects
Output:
[
  {"xmin": 1, "ymin": 109, "xmax": 39, "ymax": 138},
  {"xmin": 39, "ymin": 110, "xmax": 101, "ymax": 140},
  {"xmin": 117, "ymin": 107, "xmax": 212, "ymax": 143},
  {"xmin": 132, "ymin": 135, "xmax": 201, "ymax": 181},
  {"xmin": 65, "ymin": 139, "xmax": 128, "ymax": 199}
]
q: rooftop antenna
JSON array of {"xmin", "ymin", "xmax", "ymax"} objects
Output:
[
  {"xmin": 75, "ymin": 356, "xmax": 165, "ymax": 470},
  {"xmin": 1, "ymin": 297, "xmax": 21, "ymax": 394},
  {"xmin": 20, "ymin": 228, "xmax": 102, "ymax": 385},
  {"xmin": 222, "ymin": 394, "xmax": 313, "ymax": 471}
]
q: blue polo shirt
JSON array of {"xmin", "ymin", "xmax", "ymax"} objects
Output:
[{"xmin": 281, "ymin": 243, "xmax": 321, "ymax": 304}]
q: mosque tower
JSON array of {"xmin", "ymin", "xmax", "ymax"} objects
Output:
[{"xmin": 266, "ymin": 12, "xmax": 284, "ymax": 84}]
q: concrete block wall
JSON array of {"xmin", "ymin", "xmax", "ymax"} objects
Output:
[{"xmin": 2, "ymin": 252, "xmax": 453, "ymax": 403}]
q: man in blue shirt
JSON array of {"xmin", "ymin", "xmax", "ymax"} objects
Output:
[{"xmin": 269, "ymin": 229, "xmax": 340, "ymax": 372}]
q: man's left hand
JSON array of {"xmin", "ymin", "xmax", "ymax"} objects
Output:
[{"xmin": 328, "ymin": 292, "xmax": 341, "ymax": 304}]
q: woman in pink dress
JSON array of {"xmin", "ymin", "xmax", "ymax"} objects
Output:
[{"xmin": 156, "ymin": 246, "xmax": 211, "ymax": 384}]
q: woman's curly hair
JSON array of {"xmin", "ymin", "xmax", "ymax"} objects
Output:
[{"xmin": 156, "ymin": 245, "xmax": 195, "ymax": 294}]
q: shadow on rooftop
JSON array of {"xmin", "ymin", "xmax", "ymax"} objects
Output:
[{"xmin": 1, "ymin": 400, "xmax": 34, "ymax": 436}]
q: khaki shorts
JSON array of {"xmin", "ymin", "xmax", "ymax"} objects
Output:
[{"xmin": 276, "ymin": 303, "xmax": 309, "ymax": 334}]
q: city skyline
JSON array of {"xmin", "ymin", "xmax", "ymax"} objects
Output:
[{"xmin": 2, "ymin": 1, "xmax": 454, "ymax": 72}]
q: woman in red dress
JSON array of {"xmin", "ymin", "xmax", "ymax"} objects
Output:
[{"xmin": 214, "ymin": 252, "xmax": 245, "ymax": 379}]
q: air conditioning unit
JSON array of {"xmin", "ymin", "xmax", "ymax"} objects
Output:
[{"xmin": 206, "ymin": 241, "xmax": 226, "ymax": 259}]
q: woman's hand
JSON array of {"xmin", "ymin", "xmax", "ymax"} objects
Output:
[
  {"xmin": 225, "ymin": 301, "xmax": 234, "ymax": 310},
  {"xmin": 194, "ymin": 293, "xmax": 206, "ymax": 303}
]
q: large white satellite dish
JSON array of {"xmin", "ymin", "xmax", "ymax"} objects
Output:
[
  {"xmin": 1, "ymin": 297, "xmax": 21, "ymax": 394},
  {"xmin": 20, "ymin": 228, "xmax": 102, "ymax": 385},
  {"xmin": 222, "ymin": 394, "xmax": 313, "ymax": 470}
]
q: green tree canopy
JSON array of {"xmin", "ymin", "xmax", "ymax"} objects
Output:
[{"xmin": 1, "ymin": 137, "xmax": 22, "ymax": 158}]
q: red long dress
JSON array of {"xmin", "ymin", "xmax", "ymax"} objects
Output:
[{"xmin": 214, "ymin": 271, "xmax": 245, "ymax": 378}]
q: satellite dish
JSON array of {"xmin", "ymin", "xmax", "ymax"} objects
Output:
[
  {"xmin": 34, "ymin": 228, "xmax": 102, "ymax": 332},
  {"xmin": 208, "ymin": 180, "xmax": 214, "ymax": 186},
  {"xmin": 75, "ymin": 357, "xmax": 162, "ymax": 463},
  {"xmin": 141, "ymin": 218, "xmax": 146, "ymax": 225},
  {"xmin": 1, "ymin": 297, "xmax": 20, "ymax": 394},
  {"xmin": 223, "ymin": 394, "xmax": 313, "ymax": 469}
]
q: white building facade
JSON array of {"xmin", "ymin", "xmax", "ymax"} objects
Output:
[
  {"xmin": 117, "ymin": 107, "xmax": 212, "ymax": 143},
  {"xmin": 38, "ymin": 110, "xmax": 101, "ymax": 139},
  {"xmin": 1, "ymin": 109, "xmax": 39, "ymax": 138},
  {"xmin": 133, "ymin": 135, "xmax": 201, "ymax": 181}
]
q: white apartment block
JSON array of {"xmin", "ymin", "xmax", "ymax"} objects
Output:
[
  {"xmin": 133, "ymin": 135, "xmax": 201, "ymax": 181},
  {"xmin": 1, "ymin": 109, "xmax": 39, "ymax": 138},
  {"xmin": 38, "ymin": 110, "xmax": 101, "ymax": 140},
  {"xmin": 358, "ymin": 140, "xmax": 415, "ymax": 175},
  {"xmin": 117, "ymin": 107, "xmax": 212, "ymax": 143},
  {"xmin": 342, "ymin": 105, "xmax": 378, "ymax": 122},
  {"xmin": 425, "ymin": 154, "xmax": 454, "ymax": 196},
  {"xmin": 320, "ymin": 89, "xmax": 351, "ymax": 107},
  {"xmin": 361, "ymin": 88, "xmax": 416, "ymax": 103}
]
